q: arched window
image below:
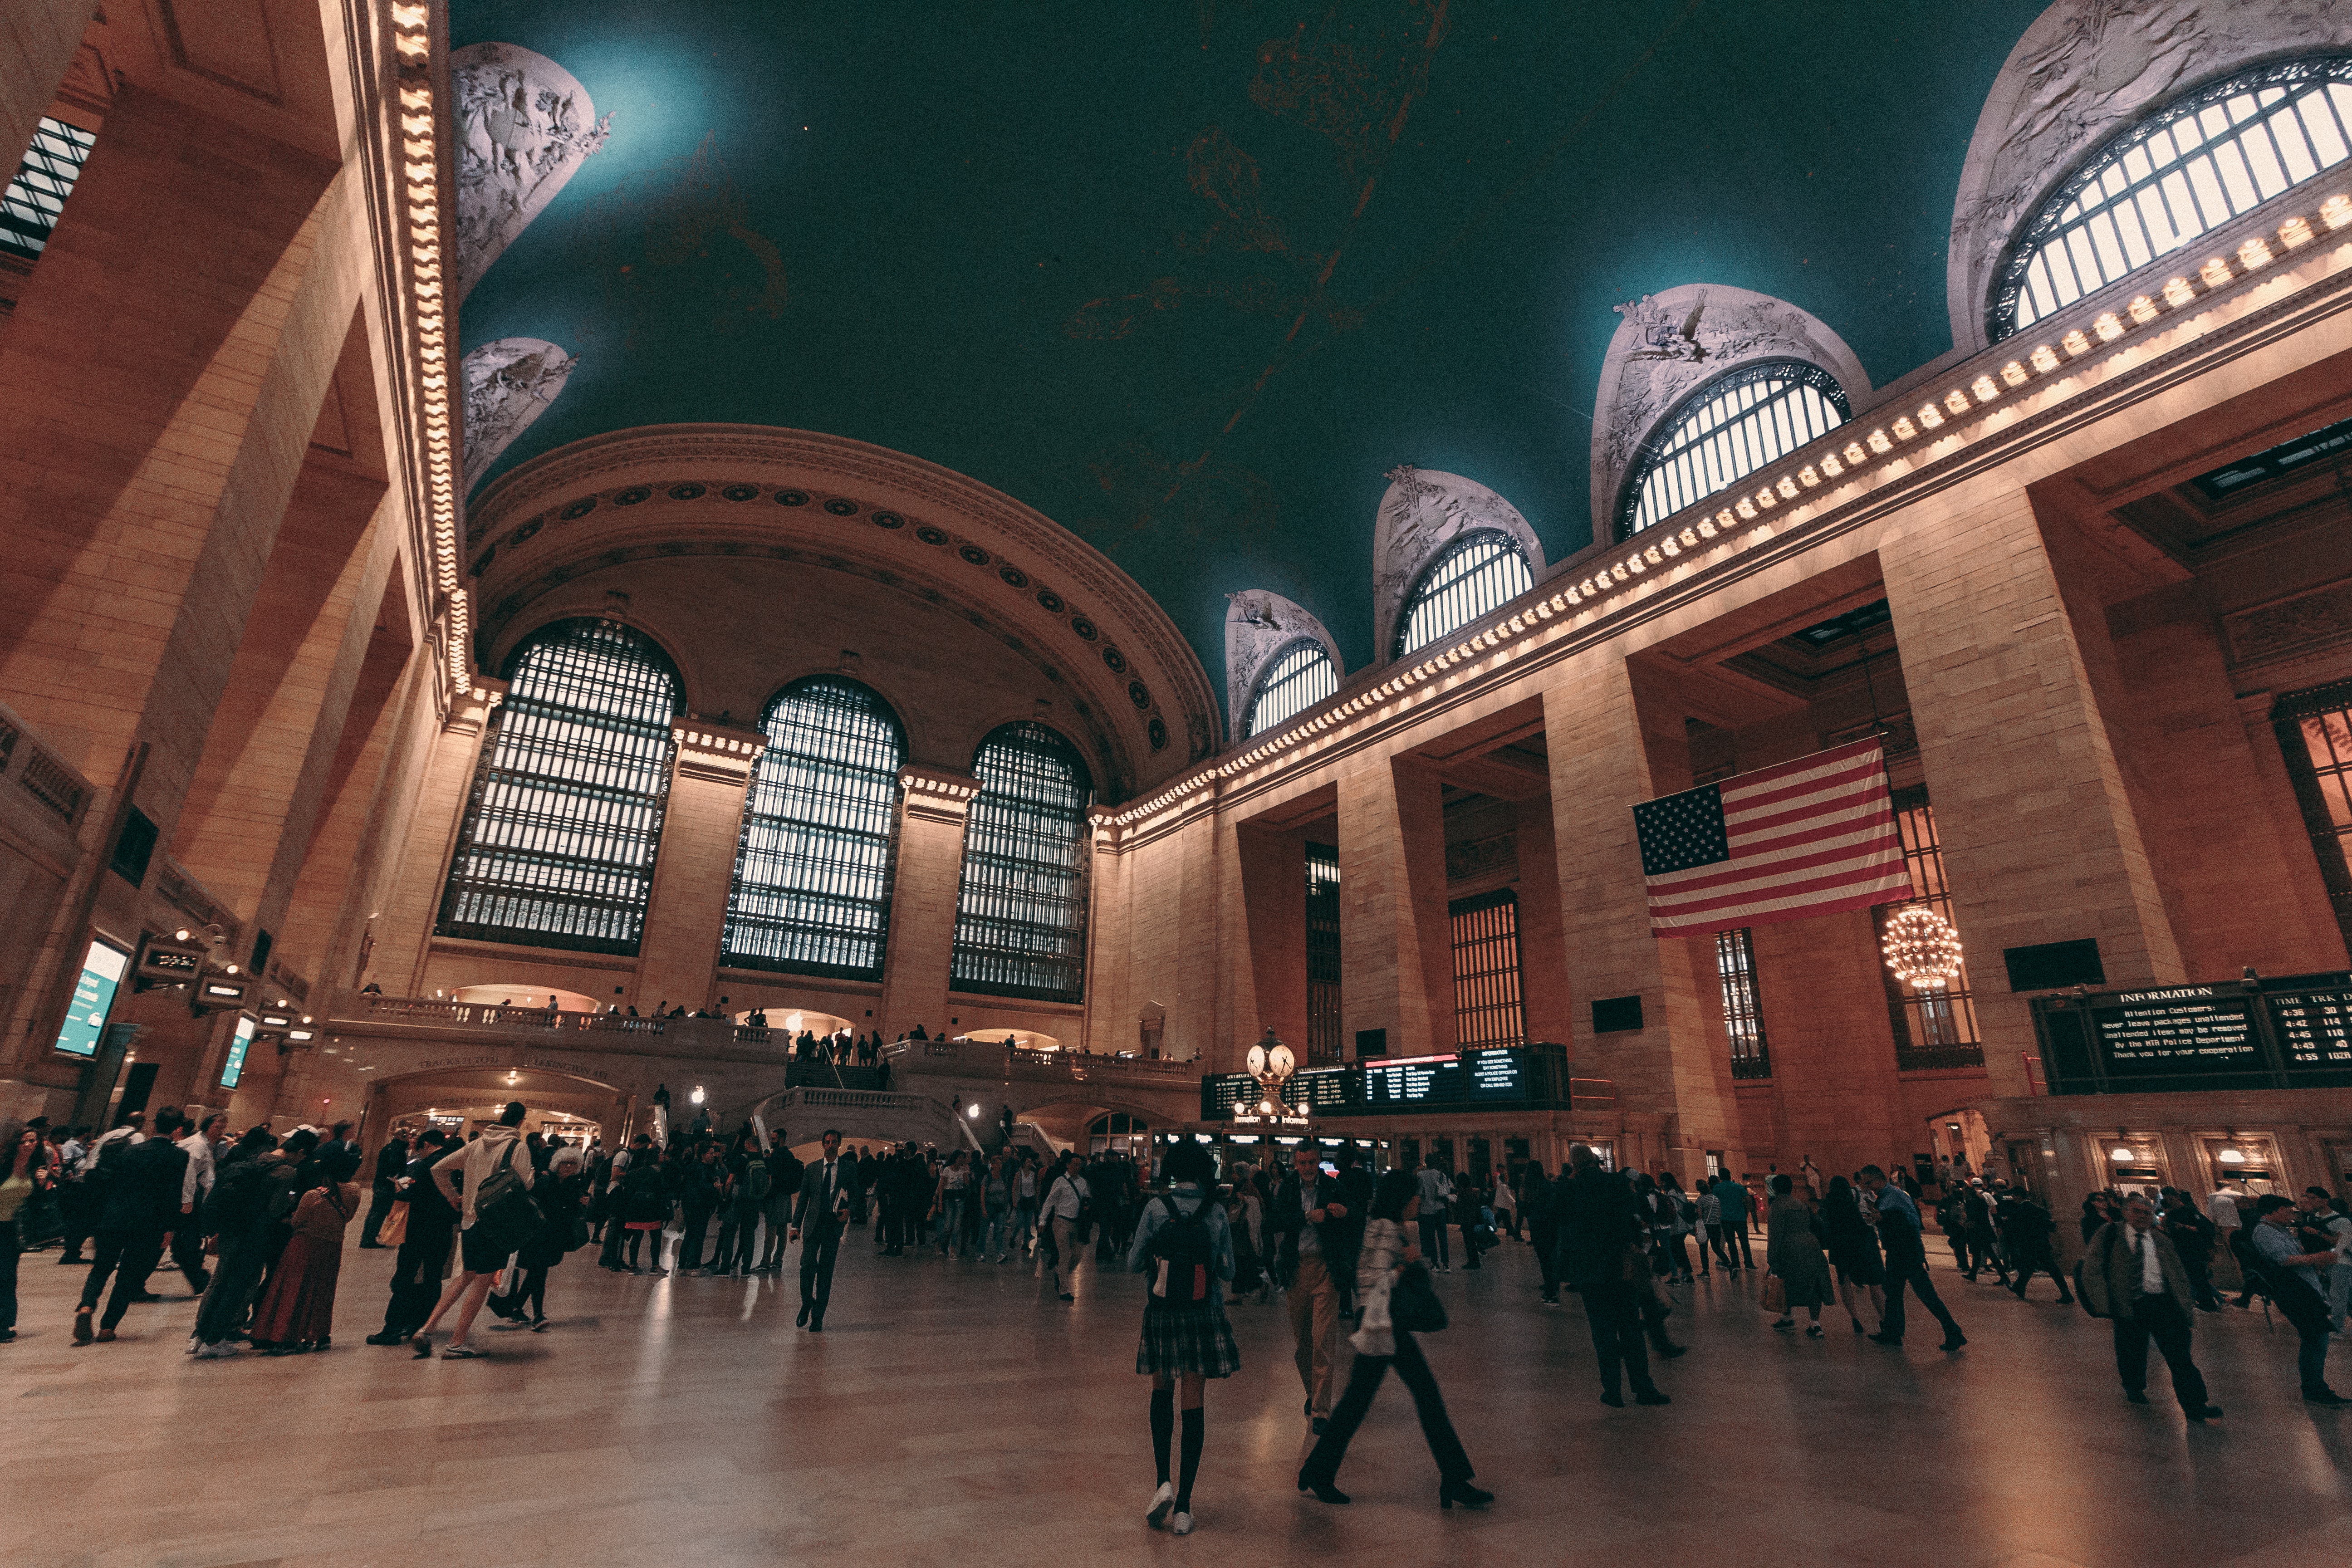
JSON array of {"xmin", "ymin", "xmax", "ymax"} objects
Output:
[
  {"xmin": 1244, "ymin": 640, "xmax": 1338, "ymax": 737},
  {"xmin": 1991, "ymin": 55, "xmax": 2352, "ymax": 339},
  {"xmin": 951, "ymin": 722, "xmax": 1092, "ymax": 1001},
  {"xmin": 721, "ymin": 677, "xmax": 905, "ymax": 979},
  {"xmin": 438, "ymin": 619, "xmax": 680, "ymax": 954},
  {"xmin": 1395, "ymin": 532, "xmax": 1533, "ymax": 658},
  {"xmin": 1618, "ymin": 360, "xmax": 1849, "ymax": 539}
]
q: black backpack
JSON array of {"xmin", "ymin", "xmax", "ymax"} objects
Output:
[{"xmin": 1147, "ymin": 1196, "xmax": 1215, "ymax": 1306}]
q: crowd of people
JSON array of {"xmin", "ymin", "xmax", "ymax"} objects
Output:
[{"xmin": 8, "ymin": 1106, "xmax": 2352, "ymax": 1537}]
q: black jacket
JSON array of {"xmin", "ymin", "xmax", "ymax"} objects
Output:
[
  {"xmin": 1267, "ymin": 1169, "xmax": 1353, "ymax": 1287},
  {"xmin": 372, "ymin": 1138, "xmax": 410, "ymax": 1186},
  {"xmin": 98, "ymin": 1137, "xmax": 187, "ymax": 1231},
  {"xmin": 1554, "ymin": 1164, "xmax": 1644, "ymax": 1288}
]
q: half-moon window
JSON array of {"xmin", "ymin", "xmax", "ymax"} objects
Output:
[
  {"xmin": 1244, "ymin": 640, "xmax": 1338, "ymax": 737},
  {"xmin": 1618, "ymin": 359, "xmax": 1848, "ymax": 539},
  {"xmin": 1395, "ymin": 532, "xmax": 1533, "ymax": 658}
]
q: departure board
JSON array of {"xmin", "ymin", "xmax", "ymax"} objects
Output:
[
  {"xmin": 1359, "ymin": 1049, "xmax": 1532, "ymax": 1107},
  {"xmin": 2094, "ymin": 987, "xmax": 2264, "ymax": 1076},
  {"xmin": 1198, "ymin": 1044, "xmax": 1567, "ymax": 1117},
  {"xmin": 2032, "ymin": 972, "xmax": 2352, "ymax": 1093},
  {"xmin": 2269, "ymin": 986, "xmax": 2352, "ymax": 1071}
]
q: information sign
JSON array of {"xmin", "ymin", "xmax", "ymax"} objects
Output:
[{"xmin": 52, "ymin": 939, "xmax": 130, "ymax": 1058}]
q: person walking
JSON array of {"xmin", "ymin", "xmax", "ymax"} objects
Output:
[
  {"xmin": 1711, "ymin": 1172, "xmax": 1754, "ymax": 1270},
  {"xmin": 2159, "ymin": 1189, "xmax": 2223, "ymax": 1312},
  {"xmin": 758, "ymin": 1139, "xmax": 803, "ymax": 1273},
  {"xmin": 412, "ymin": 1101, "xmax": 536, "ymax": 1360},
  {"xmin": 249, "ymin": 1148, "xmax": 362, "ymax": 1353},
  {"xmin": 1296, "ymin": 1168, "xmax": 1491, "ymax": 1511},
  {"xmin": 2004, "ymin": 1188, "xmax": 2075, "ymax": 1304},
  {"xmin": 1819, "ymin": 1174, "xmax": 1885, "ymax": 1333},
  {"xmin": 1961, "ymin": 1181, "xmax": 2009, "ymax": 1284},
  {"xmin": 170, "ymin": 1111, "xmax": 223, "ymax": 1295},
  {"xmin": 1556, "ymin": 1144, "xmax": 1668, "ymax": 1407},
  {"xmin": 1269, "ymin": 1144, "xmax": 1348, "ymax": 1435},
  {"xmin": 0, "ymin": 1123, "xmax": 41, "ymax": 1342},
  {"xmin": 74, "ymin": 1107, "xmax": 188, "ymax": 1346},
  {"xmin": 2079, "ymin": 1192, "xmax": 2221, "ymax": 1421},
  {"xmin": 1697, "ymin": 1181, "xmax": 1728, "ymax": 1273},
  {"xmin": 368, "ymin": 1127, "xmax": 458, "ymax": 1345},
  {"xmin": 1764, "ymin": 1175, "xmax": 1833, "ymax": 1336},
  {"xmin": 2248, "ymin": 1193, "xmax": 2346, "ymax": 1405},
  {"xmin": 1413, "ymin": 1156, "xmax": 1452, "ymax": 1272},
  {"xmin": 931, "ymin": 1149, "xmax": 972, "ymax": 1258},
  {"xmin": 1040, "ymin": 1151, "xmax": 1090, "ymax": 1301},
  {"xmin": 1862, "ymin": 1164, "xmax": 1965, "ymax": 1352},
  {"xmin": 790, "ymin": 1129, "xmax": 853, "ymax": 1330},
  {"xmin": 1129, "ymin": 1139, "xmax": 1239, "ymax": 1537}
]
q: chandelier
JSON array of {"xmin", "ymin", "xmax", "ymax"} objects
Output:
[{"xmin": 1882, "ymin": 905, "xmax": 1964, "ymax": 990}]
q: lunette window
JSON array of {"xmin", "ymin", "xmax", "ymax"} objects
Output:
[
  {"xmin": 1619, "ymin": 359, "xmax": 1848, "ymax": 539},
  {"xmin": 951, "ymin": 722, "xmax": 1093, "ymax": 1002},
  {"xmin": 1, "ymin": 117, "xmax": 97, "ymax": 262},
  {"xmin": 437, "ymin": 620, "xmax": 680, "ymax": 956},
  {"xmin": 1245, "ymin": 639, "xmax": 1338, "ymax": 737},
  {"xmin": 721, "ymin": 677, "xmax": 904, "ymax": 979},
  {"xmin": 1991, "ymin": 55, "xmax": 2352, "ymax": 339},
  {"xmin": 1395, "ymin": 531, "xmax": 1533, "ymax": 658}
]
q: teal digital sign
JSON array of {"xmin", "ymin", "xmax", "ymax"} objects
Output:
[
  {"xmin": 219, "ymin": 1014, "xmax": 255, "ymax": 1090},
  {"xmin": 52, "ymin": 939, "xmax": 129, "ymax": 1058}
]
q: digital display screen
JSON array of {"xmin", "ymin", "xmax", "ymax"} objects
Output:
[
  {"xmin": 2093, "ymin": 989, "xmax": 2264, "ymax": 1076},
  {"xmin": 52, "ymin": 939, "xmax": 129, "ymax": 1058},
  {"xmin": 1198, "ymin": 1066, "xmax": 1354, "ymax": 1120},
  {"xmin": 219, "ymin": 1015, "xmax": 255, "ymax": 1089},
  {"xmin": 2269, "ymin": 987, "xmax": 2352, "ymax": 1071}
]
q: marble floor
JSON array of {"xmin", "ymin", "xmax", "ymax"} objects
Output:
[{"xmin": 5, "ymin": 1225, "xmax": 2350, "ymax": 1568}]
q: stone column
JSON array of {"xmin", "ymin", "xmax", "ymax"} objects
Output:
[
  {"xmin": 878, "ymin": 766, "xmax": 981, "ymax": 1040},
  {"xmin": 372, "ymin": 680, "xmax": 506, "ymax": 993},
  {"xmin": 1880, "ymin": 485, "xmax": 2183, "ymax": 1096},
  {"xmin": 1338, "ymin": 755, "xmax": 1454, "ymax": 1061},
  {"xmin": 634, "ymin": 719, "xmax": 767, "ymax": 1011},
  {"xmin": 1233, "ymin": 825, "xmax": 1308, "ymax": 1058}
]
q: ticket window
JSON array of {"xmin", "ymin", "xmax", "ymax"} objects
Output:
[
  {"xmin": 1467, "ymin": 1137, "xmax": 1492, "ymax": 1182},
  {"xmin": 2005, "ymin": 1141, "xmax": 2043, "ymax": 1194},
  {"xmin": 1589, "ymin": 1141, "xmax": 1617, "ymax": 1172},
  {"xmin": 2203, "ymin": 1135, "xmax": 2285, "ymax": 1198},
  {"xmin": 2099, "ymin": 1138, "xmax": 2169, "ymax": 1200}
]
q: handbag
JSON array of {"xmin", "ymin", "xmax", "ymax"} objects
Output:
[
  {"xmin": 1760, "ymin": 1272, "xmax": 1788, "ymax": 1314},
  {"xmin": 468, "ymin": 1140, "xmax": 544, "ymax": 1256},
  {"xmin": 377, "ymin": 1199, "xmax": 410, "ymax": 1249},
  {"xmin": 1389, "ymin": 1261, "xmax": 1448, "ymax": 1334}
]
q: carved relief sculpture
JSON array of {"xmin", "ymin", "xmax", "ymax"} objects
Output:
[
  {"xmin": 1945, "ymin": 0, "xmax": 2352, "ymax": 354},
  {"xmin": 451, "ymin": 43, "xmax": 612, "ymax": 303},
  {"xmin": 1371, "ymin": 467, "xmax": 1544, "ymax": 662},
  {"xmin": 1586, "ymin": 284, "xmax": 1871, "ymax": 535},
  {"xmin": 1224, "ymin": 590, "xmax": 1343, "ymax": 742},
  {"xmin": 462, "ymin": 338, "xmax": 579, "ymax": 496}
]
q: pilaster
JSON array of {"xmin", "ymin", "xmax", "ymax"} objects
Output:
[
  {"xmin": 634, "ymin": 719, "xmax": 767, "ymax": 1009},
  {"xmin": 878, "ymin": 765, "xmax": 981, "ymax": 1039}
]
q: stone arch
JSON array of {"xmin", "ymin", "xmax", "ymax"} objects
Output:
[
  {"xmin": 1945, "ymin": 0, "xmax": 2352, "ymax": 357},
  {"xmin": 1371, "ymin": 468, "xmax": 1545, "ymax": 664},
  {"xmin": 1588, "ymin": 284, "xmax": 1870, "ymax": 540},
  {"xmin": 1225, "ymin": 591, "xmax": 1343, "ymax": 743}
]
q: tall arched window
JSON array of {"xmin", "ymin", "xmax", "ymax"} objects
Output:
[
  {"xmin": 721, "ymin": 677, "xmax": 905, "ymax": 978},
  {"xmin": 438, "ymin": 619, "xmax": 680, "ymax": 954},
  {"xmin": 951, "ymin": 722, "xmax": 1092, "ymax": 1001},
  {"xmin": 1395, "ymin": 532, "xmax": 1533, "ymax": 658},
  {"xmin": 1244, "ymin": 640, "xmax": 1338, "ymax": 737},
  {"xmin": 1992, "ymin": 55, "xmax": 2352, "ymax": 339},
  {"xmin": 1618, "ymin": 360, "xmax": 1849, "ymax": 539}
]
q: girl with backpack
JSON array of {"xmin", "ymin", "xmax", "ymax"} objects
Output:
[{"xmin": 1126, "ymin": 1140, "xmax": 1238, "ymax": 1538}]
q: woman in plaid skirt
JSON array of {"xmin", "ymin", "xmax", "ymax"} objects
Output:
[{"xmin": 1127, "ymin": 1140, "xmax": 1237, "ymax": 1537}]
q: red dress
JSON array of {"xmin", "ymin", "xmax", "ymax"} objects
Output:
[{"xmin": 251, "ymin": 1182, "xmax": 359, "ymax": 1346}]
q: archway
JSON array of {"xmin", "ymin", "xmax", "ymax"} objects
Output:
[
  {"xmin": 951, "ymin": 1027, "xmax": 1063, "ymax": 1052},
  {"xmin": 359, "ymin": 1064, "xmax": 632, "ymax": 1159}
]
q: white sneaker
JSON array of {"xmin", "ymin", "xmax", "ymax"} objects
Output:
[
  {"xmin": 1146, "ymin": 1481, "xmax": 1175, "ymax": 1529},
  {"xmin": 193, "ymin": 1342, "xmax": 239, "ymax": 1360},
  {"xmin": 1171, "ymin": 1511, "xmax": 1194, "ymax": 1536}
]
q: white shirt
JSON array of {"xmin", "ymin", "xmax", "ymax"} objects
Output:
[
  {"xmin": 79, "ymin": 1126, "xmax": 142, "ymax": 1174},
  {"xmin": 178, "ymin": 1132, "xmax": 216, "ymax": 1207},
  {"xmin": 430, "ymin": 1129, "xmax": 533, "ymax": 1230},
  {"xmin": 1044, "ymin": 1172, "xmax": 1088, "ymax": 1221},
  {"xmin": 2206, "ymin": 1189, "xmax": 2244, "ymax": 1230},
  {"xmin": 2127, "ymin": 1222, "xmax": 2164, "ymax": 1295}
]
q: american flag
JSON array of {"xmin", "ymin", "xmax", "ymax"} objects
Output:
[{"xmin": 1632, "ymin": 740, "xmax": 1912, "ymax": 937}]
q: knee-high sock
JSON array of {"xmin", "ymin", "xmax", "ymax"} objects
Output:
[
  {"xmin": 1149, "ymin": 1386, "xmax": 1174, "ymax": 1484},
  {"xmin": 1176, "ymin": 1406, "xmax": 1204, "ymax": 1510}
]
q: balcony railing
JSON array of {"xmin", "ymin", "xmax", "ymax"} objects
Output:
[{"xmin": 884, "ymin": 1037, "xmax": 1201, "ymax": 1083}]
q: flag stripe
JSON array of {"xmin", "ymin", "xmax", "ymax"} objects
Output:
[{"xmin": 1636, "ymin": 741, "xmax": 1913, "ymax": 936}]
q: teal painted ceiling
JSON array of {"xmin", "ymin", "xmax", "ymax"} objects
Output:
[{"xmin": 454, "ymin": 0, "xmax": 2052, "ymax": 710}]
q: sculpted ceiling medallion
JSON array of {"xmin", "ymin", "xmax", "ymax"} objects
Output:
[{"xmin": 473, "ymin": 481, "xmax": 1171, "ymax": 752}]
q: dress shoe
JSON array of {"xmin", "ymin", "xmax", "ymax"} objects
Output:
[
  {"xmin": 1599, "ymin": 1392, "xmax": 1626, "ymax": 1407},
  {"xmin": 795, "ymin": 1302, "xmax": 810, "ymax": 1327},
  {"xmin": 1634, "ymin": 1389, "xmax": 1671, "ymax": 1406},
  {"xmin": 2302, "ymin": 1388, "xmax": 2348, "ymax": 1406},
  {"xmin": 1656, "ymin": 1343, "xmax": 1687, "ymax": 1358},
  {"xmin": 2124, "ymin": 1390, "xmax": 2150, "ymax": 1405},
  {"xmin": 1867, "ymin": 1333, "xmax": 1902, "ymax": 1346},
  {"xmin": 1298, "ymin": 1472, "xmax": 1349, "ymax": 1505},
  {"xmin": 1939, "ymin": 1334, "xmax": 1968, "ymax": 1352},
  {"xmin": 94, "ymin": 1328, "xmax": 115, "ymax": 1343},
  {"xmin": 1439, "ymin": 1478, "xmax": 1494, "ymax": 1510},
  {"xmin": 364, "ymin": 1331, "xmax": 405, "ymax": 1346},
  {"xmin": 2186, "ymin": 1405, "xmax": 2222, "ymax": 1421},
  {"xmin": 72, "ymin": 1309, "xmax": 93, "ymax": 1345}
]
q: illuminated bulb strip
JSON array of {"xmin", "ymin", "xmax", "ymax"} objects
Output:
[
  {"xmin": 391, "ymin": 5, "xmax": 466, "ymax": 697},
  {"xmin": 1101, "ymin": 187, "xmax": 2352, "ymax": 833}
]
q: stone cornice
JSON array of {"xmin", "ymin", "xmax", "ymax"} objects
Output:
[
  {"xmin": 670, "ymin": 719, "xmax": 767, "ymax": 785},
  {"xmin": 900, "ymin": 764, "xmax": 982, "ymax": 825}
]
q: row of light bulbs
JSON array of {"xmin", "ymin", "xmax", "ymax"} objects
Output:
[{"xmin": 1106, "ymin": 189, "xmax": 2352, "ymax": 834}]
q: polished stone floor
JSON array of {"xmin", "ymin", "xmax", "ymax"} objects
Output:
[{"xmin": 5, "ymin": 1223, "xmax": 2350, "ymax": 1568}]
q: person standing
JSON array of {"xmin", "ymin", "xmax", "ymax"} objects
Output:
[
  {"xmin": 1710, "ymin": 1172, "xmax": 1754, "ymax": 1270},
  {"xmin": 2248, "ymin": 1193, "xmax": 2346, "ymax": 1404},
  {"xmin": 677, "ymin": 1144, "xmax": 723, "ymax": 1273},
  {"xmin": 2079, "ymin": 1193, "xmax": 2221, "ymax": 1421},
  {"xmin": 790, "ymin": 1129, "xmax": 853, "ymax": 1330},
  {"xmin": 1555, "ymin": 1144, "xmax": 1668, "ymax": 1407},
  {"xmin": 170, "ymin": 1111, "xmax": 224, "ymax": 1296},
  {"xmin": 931, "ymin": 1150, "xmax": 972, "ymax": 1258},
  {"xmin": 2295, "ymin": 1187, "xmax": 2352, "ymax": 1333},
  {"xmin": 368, "ymin": 1127, "xmax": 458, "ymax": 1345},
  {"xmin": 1523, "ymin": 1161, "xmax": 1562, "ymax": 1304},
  {"xmin": 189, "ymin": 1128, "xmax": 297, "ymax": 1358},
  {"xmin": 359, "ymin": 1126, "xmax": 409, "ymax": 1249},
  {"xmin": 1128, "ymin": 1139, "xmax": 1239, "ymax": 1537},
  {"xmin": 74, "ymin": 1107, "xmax": 188, "ymax": 1346},
  {"xmin": 2158, "ymin": 1189, "xmax": 2222, "ymax": 1312},
  {"xmin": 1764, "ymin": 1175, "xmax": 1832, "ymax": 1336},
  {"xmin": 1296, "ymin": 1168, "xmax": 1490, "ymax": 1510},
  {"xmin": 1819, "ymin": 1175, "xmax": 1885, "ymax": 1334},
  {"xmin": 1413, "ymin": 1156, "xmax": 1452, "ymax": 1273},
  {"xmin": 1269, "ymin": 1145, "xmax": 1348, "ymax": 1435},
  {"xmin": 0, "ymin": 1124, "xmax": 41, "ymax": 1342},
  {"xmin": 1040, "ymin": 1151, "xmax": 1090, "ymax": 1301},
  {"xmin": 759, "ymin": 1139, "xmax": 803, "ymax": 1273},
  {"xmin": 1862, "ymin": 1164, "xmax": 1965, "ymax": 1352},
  {"xmin": 249, "ymin": 1148, "xmax": 362, "ymax": 1353},
  {"xmin": 412, "ymin": 1101, "xmax": 536, "ymax": 1360},
  {"xmin": 1696, "ymin": 1181, "xmax": 1728, "ymax": 1273},
  {"xmin": 1960, "ymin": 1181, "xmax": 2008, "ymax": 1285}
]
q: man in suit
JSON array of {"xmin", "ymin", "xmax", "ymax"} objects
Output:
[
  {"xmin": 790, "ymin": 1129, "xmax": 853, "ymax": 1330},
  {"xmin": 2079, "ymin": 1192, "xmax": 2221, "ymax": 1421},
  {"xmin": 359, "ymin": 1126, "xmax": 410, "ymax": 1248},
  {"xmin": 1555, "ymin": 1143, "xmax": 1669, "ymax": 1408}
]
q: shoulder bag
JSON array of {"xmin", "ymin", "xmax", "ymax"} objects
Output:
[
  {"xmin": 1389, "ymin": 1261, "xmax": 1447, "ymax": 1334},
  {"xmin": 470, "ymin": 1140, "xmax": 544, "ymax": 1255}
]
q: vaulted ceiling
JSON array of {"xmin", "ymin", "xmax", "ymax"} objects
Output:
[{"xmin": 453, "ymin": 0, "xmax": 2052, "ymax": 710}]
